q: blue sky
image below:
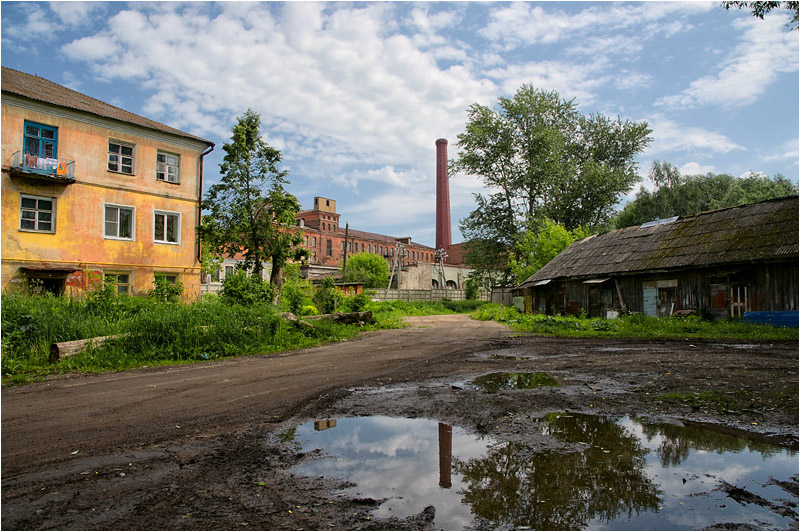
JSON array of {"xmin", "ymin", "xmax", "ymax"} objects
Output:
[{"xmin": 2, "ymin": 1, "xmax": 797, "ymax": 247}]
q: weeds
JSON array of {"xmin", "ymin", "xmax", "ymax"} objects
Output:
[
  {"xmin": 472, "ymin": 304, "xmax": 798, "ymax": 340},
  {"xmin": 1, "ymin": 290, "xmax": 488, "ymax": 385}
]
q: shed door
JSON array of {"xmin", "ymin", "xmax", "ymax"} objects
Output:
[{"xmin": 642, "ymin": 282, "xmax": 658, "ymax": 317}]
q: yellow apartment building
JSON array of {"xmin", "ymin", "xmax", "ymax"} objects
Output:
[{"xmin": 1, "ymin": 67, "xmax": 214, "ymax": 299}]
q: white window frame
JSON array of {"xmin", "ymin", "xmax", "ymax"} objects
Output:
[
  {"xmin": 108, "ymin": 140, "xmax": 135, "ymax": 174},
  {"xmin": 104, "ymin": 203, "xmax": 136, "ymax": 241},
  {"xmin": 156, "ymin": 151, "xmax": 180, "ymax": 183},
  {"xmin": 153, "ymin": 210, "xmax": 181, "ymax": 245},
  {"xmin": 104, "ymin": 271, "xmax": 133, "ymax": 295},
  {"xmin": 19, "ymin": 194, "xmax": 56, "ymax": 233}
]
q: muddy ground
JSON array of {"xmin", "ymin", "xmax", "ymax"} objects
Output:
[{"xmin": 2, "ymin": 314, "xmax": 798, "ymax": 530}]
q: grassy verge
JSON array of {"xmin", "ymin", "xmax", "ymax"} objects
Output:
[
  {"xmin": 1, "ymin": 295, "xmax": 488, "ymax": 385},
  {"xmin": 472, "ymin": 303, "xmax": 799, "ymax": 341}
]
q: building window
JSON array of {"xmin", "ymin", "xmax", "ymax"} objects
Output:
[
  {"xmin": 326, "ymin": 239, "xmax": 332, "ymax": 256},
  {"xmin": 154, "ymin": 211, "xmax": 180, "ymax": 244},
  {"xmin": 105, "ymin": 272, "xmax": 132, "ymax": 294},
  {"xmin": 108, "ymin": 140, "xmax": 135, "ymax": 174},
  {"xmin": 104, "ymin": 204, "xmax": 135, "ymax": 240},
  {"xmin": 225, "ymin": 265, "xmax": 234, "ymax": 278},
  {"xmin": 360, "ymin": 243, "xmax": 364, "ymax": 252},
  {"xmin": 156, "ymin": 152, "xmax": 180, "ymax": 183},
  {"xmin": 312, "ymin": 236, "xmax": 317, "ymax": 247},
  {"xmin": 24, "ymin": 121, "xmax": 58, "ymax": 160},
  {"xmin": 157, "ymin": 273, "xmax": 179, "ymax": 285},
  {"xmin": 341, "ymin": 241, "xmax": 346, "ymax": 251},
  {"xmin": 212, "ymin": 267, "xmax": 221, "ymax": 282},
  {"xmin": 19, "ymin": 194, "xmax": 56, "ymax": 233}
]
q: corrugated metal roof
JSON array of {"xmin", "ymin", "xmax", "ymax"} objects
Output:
[
  {"xmin": 522, "ymin": 196, "xmax": 799, "ymax": 285},
  {"xmin": 2, "ymin": 67, "xmax": 213, "ymax": 146}
]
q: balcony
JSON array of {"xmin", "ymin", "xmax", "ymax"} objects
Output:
[{"xmin": 9, "ymin": 151, "xmax": 76, "ymax": 184}]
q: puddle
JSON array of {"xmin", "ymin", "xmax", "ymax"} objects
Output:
[
  {"xmin": 459, "ymin": 372, "xmax": 560, "ymax": 393},
  {"xmin": 289, "ymin": 414, "xmax": 798, "ymax": 530}
]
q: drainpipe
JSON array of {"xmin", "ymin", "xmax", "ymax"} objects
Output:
[{"xmin": 197, "ymin": 143, "xmax": 215, "ymax": 265}]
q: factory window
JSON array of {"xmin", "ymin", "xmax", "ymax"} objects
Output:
[
  {"xmin": 326, "ymin": 239, "xmax": 332, "ymax": 256},
  {"xmin": 342, "ymin": 241, "xmax": 346, "ymax": 250},
  {"xmin": 312, "ymin": 237, "xmax": 317, "ymax": 247},
  {"xmin": 304, "ymin": 235, "xmax": 308, "ymax": 245},
  {"xmin": 19, "ymin": 194, "xmax": 56, "ymax": 233},
  {"xmin": 361, "ymin": 243, "xmax": 365, "ymax": 252}
]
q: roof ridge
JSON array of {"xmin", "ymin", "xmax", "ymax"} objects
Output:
[{"xmin": 1, "ymin": 67, "xmax": 213, "ymax": 146}]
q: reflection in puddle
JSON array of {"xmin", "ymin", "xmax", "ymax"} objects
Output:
[
  {"xmin": 290, "ymin": 415, "xmax": 798, "ymax": 530},
  {"xmin": 466, "ymin": 371, "xmax": 560, "ymax": 392}
]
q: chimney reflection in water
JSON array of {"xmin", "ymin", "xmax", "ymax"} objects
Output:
[{"xmin": 438, "ymin": 422, "xmax": 452, "ymax": 488}]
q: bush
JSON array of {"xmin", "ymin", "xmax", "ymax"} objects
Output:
[
  {"xmin": 313, "ymin": 277, "xmax": 341, "ymax": 314},
  {"xmin": 148, "ymin": 274, "xmax": 184, "ymax": 304},
  {"xmin": 220, "ymin": 269, "xmax": 273, "ymax": 306},
  {"xmin": 281, "ymin": 275, "xmax": 314, "ymax": 315}
]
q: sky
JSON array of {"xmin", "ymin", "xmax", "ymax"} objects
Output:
[{"xmin": 2, "ymin": 1, "xmax": 798, "ymax": 247}]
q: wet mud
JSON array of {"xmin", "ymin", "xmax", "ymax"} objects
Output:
[{"xmin": 2, "ymin": 316, "xmax": 798, "ymax": 530}]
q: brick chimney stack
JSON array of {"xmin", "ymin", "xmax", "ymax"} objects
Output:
[{"xmin": 435, "ymin": 138, "xmax": 451, "ymax": 252}]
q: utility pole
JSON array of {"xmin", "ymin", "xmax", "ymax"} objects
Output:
[{"xmin": 386, "ymin": 241, "xmax": 405, "ymax": 300}]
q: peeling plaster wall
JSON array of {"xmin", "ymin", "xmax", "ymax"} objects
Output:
[{"xmin": 1, "ymin": 99, "xmax": 209, "ymax": 299}]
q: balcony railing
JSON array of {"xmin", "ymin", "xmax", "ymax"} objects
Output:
[{"xmin": 10, "ymin": 151, "xmax": 76, "ymax": 183}]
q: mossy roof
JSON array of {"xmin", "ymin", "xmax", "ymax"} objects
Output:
[{"xmin": 520, "ymin": 196, "xmax": 799, "ymax": 287}]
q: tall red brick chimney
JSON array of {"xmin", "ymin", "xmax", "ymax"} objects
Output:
[{"xmin": 435, "ymin": 138, "xmax": 451, "ymax": 252}]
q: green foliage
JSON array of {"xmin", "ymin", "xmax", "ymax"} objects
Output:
[
  {"xmin": 722, "ymin": 1, "xmax": 799, "ymax": 30},
  {"xmin": 200, "ymin": 109, "xmax": 303, "ymax": 284},
  {"xmin": 148, "ymin": 274, "xmax": 184, "ymax": 304},
  {"xmin": 220, "ymin": 269, "xmax": 273, "ymax": 306},
  {"xmin": 87, "ymin": 274, "xmax": 121, "ymax": 316},
  {"xmin": 342, "ymin": 252, "xmax": 390, "ymax": 288},
  {"xmin": 313, "ymin": 277, "xmax": 341, "ymax": 314},
  {"xmin": 454, "ymin": 84, "xmax": 651, "ymax": 265},
  {"xmin": 339, "ymin": 292, "xmax": 372, "ymax": 313},
  {"xmin": 280, "ymin": 265, "xmax": 314, "ymax": 315},
  {"xmin": 472, "ymin": 304, "xmax": 798, "ymax": 340},
  {"xmin": 614, "ymin": 168, "xmax": 797, "ymax": 229},
  {"xmin": 508, "ymin": 219, "xmax": 591, "ymax": 283},
  {"xmin": 464, "ymin": 271, "xmax": 484, "ymax": 300}
]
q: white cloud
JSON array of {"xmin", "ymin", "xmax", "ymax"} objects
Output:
[
  {"xmin": 616, "ymin": 71, "xmax": 654, "ymax": 91},
  {"xmin": 486, "ymin": 60, "xmax": 610, "ymax": 106},
  {"xmin": 679, "ymin": 162, "xmax": 716, "ymax": 175},
  {"xmin": 48, "ymin": 1, "xmax": 105, "ymax": 27},
  {"xmin": 645, "ymin": 114, "xmax": 745, "ymax": 155},
  {"xmin": 479, "ymin": 1, "xmax": 713, "ymax": 50},
  {"xmin": 762, "ymin": 138, "xmax": 800, "ymax": 162},
  {"xmin": 656, "ymin": 14, "xmax": 799, "ymax": 109}
]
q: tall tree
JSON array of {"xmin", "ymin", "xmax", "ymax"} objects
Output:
[
  {"xmin": 453, "ymin": 84, "xmax": 651, "ymax": 277},
  {"xmin": 201, "ymin": 110, "xmax": 303, "ymax": 288},
  {"xmin": 613, "ymin": 167, "xmax": 798, "ymax": 229}
]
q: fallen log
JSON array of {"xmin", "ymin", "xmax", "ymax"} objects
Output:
[
  {"xmin": 305, "ymin": 311, "xmax": 373, "ymax": 324},
  {"xmin": 50, "ymin": 334, "xmax": 125, "ymax": 363}
]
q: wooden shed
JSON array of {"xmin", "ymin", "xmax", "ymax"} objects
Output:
[{"xmin": 517, "ymin": 196, "xmax": 799, "ymax": 319}]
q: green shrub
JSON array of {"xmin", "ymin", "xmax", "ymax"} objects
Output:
[
  {"xmin": 220, "ymin": 269, "xmax": 273, "ymax": 305},
  {"xmin": 149, "ymin": 274, "xmax": 184, "ymax": 303},
  {"xmin": 313, "ymin": 277, "xmax": 341, "ymax": 314}
]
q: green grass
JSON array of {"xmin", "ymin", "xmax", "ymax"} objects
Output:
[
  {"xmin": 1, "ymin": 294, "xmax": 488, "ymax": 385},
  {"xmin": 472, "ymin": 303, "xmax": 799, "ymax": 341}
]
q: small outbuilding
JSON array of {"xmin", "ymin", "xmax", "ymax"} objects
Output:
[{"xmin": 516, "ymin": 196, "xmax": 799, "ymax": 319}]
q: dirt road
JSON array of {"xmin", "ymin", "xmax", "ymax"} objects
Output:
[{"xmin": 2, "ymin": 315, "xmax": 797, "ymax": 530}]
